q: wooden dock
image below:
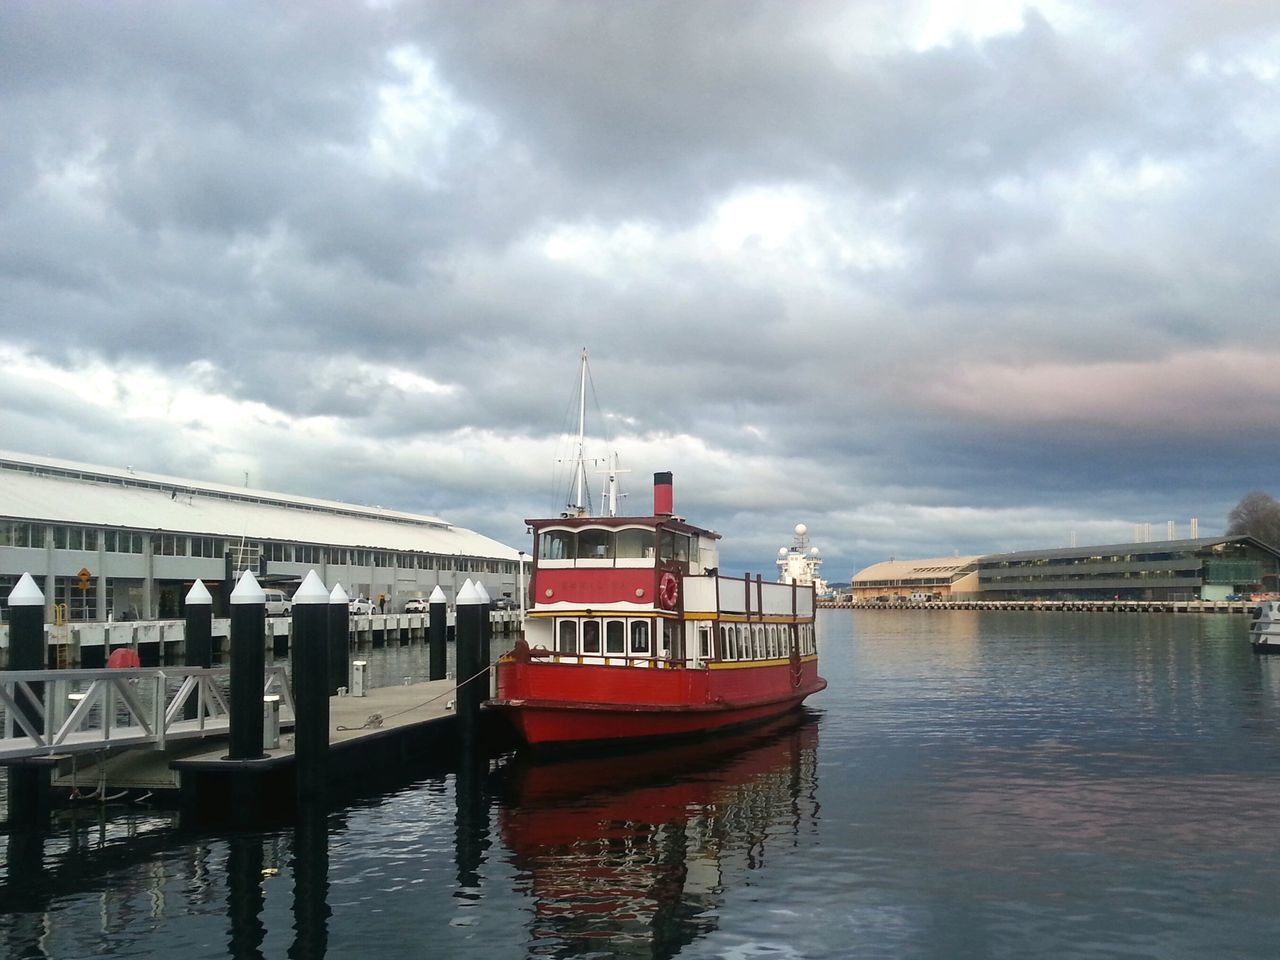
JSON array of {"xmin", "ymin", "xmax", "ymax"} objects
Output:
[{"xmin": 37, "ymin": 679, "xmax": 505, "ymax": 824}]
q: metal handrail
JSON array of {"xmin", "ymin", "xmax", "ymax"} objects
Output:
[{"xmin": 0, "ymin": 666, "xmax": 293, "ymax": 761}]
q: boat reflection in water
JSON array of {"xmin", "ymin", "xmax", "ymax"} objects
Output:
[{"xmin": 496, "ymin": 713, "xmax": 820, "ymax": 957}]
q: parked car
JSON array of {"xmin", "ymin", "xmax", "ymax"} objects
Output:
[
  {"xmin": 492, "ymin": 596, "xmax": 519, "ymax": 610},
  {"xmin": 349, "ymin": 597, "xmax": 379, "ymax": 615},
  {"xmin": 403, "ymin": 597, "xmax": 429, "ymax": 614},
  {"xmin": 263, "ymin": 588, "xmax": 292, "ymax": 617}
]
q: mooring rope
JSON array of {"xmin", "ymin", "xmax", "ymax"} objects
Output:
[{"xmin": 334, "ymin": 658, "xmax": 498, "ymax": 730}]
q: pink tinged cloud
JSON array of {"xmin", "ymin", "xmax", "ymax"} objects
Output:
[{"xmin": 919, "ymin": 349, "xmax": 1278, "ymax": 432}]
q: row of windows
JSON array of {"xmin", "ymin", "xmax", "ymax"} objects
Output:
[
  {"xmin": 719, "ymin": 622, "xmax": 817, "ymax": 661},
  {"xmin": 0, "ymin": 522, "xmax": 518, "ymax": 574},
  {"xmin": 539, "ymin": 527, "xmax": 698, "ymax": 564},
  {"xmin": 552, "ymin": 617, "xmax": 816, "ymax": 662},
  {"xmin": 981, "ymin": 570, "xmax": 1200, "ymax": 585}
]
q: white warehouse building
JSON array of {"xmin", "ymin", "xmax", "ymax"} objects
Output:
[{"xmin": 0, "ymin": 451, "xmax": 524, "ymax": 622}]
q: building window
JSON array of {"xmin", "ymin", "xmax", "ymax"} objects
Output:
[
  {"xmin": 191, "ymin": 536, "xmax": 224, "ymax": 559},
  {"xmin": 295, "ymin": 544, "xmax": 322, "ymax": 564},
  {"xmin": 103, "ymin": 530, "xmax": 144, "ymax": 554},
  {"xmin": 153, "ymin": 534, "xmax": 188, "ymax": 557},
  {"xmin": 0, "ymin": 523, "xmax": 42, "ymax": 548}
]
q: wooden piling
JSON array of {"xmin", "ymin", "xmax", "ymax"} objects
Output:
[
  {"xmin": 7, "ymin": 573, "xmax": 49, "ymax": 826},
  {"xmin": 455, "ymin": 579, "xmax": 483, "ymax": 752},
  {"xmin": 292, "ymin": 571, "xmax": 331, "ymax": 803},
  {"xmin": 327, "ymin": 583, "xmax": 350, "ymax": 696},
  {"xmin": 184, "ymin": 580, "xmax": 213, "ymax": 721},
  {"xmin": 428, "ymin": 584, "xmax": 447, "ymax": 682},
  {"xmin": 227, "ymin": 570, "xmax": 267, "ymax": 761}
]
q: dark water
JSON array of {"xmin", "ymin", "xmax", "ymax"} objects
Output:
[{"xmin": 5, "ymin": 610, "xmax": 1280, "ymax": 958}]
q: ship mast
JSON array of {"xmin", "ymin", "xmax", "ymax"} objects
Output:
[{"xmin": 571, "ymin": 348, "xmax": 589, "ymax": 516}]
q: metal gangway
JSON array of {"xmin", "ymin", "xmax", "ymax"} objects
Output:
[{"xmin": 0, "ymin": 666, "xmax": 294, "ymax": 761}]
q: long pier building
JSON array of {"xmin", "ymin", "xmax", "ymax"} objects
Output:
[
  {"xmin": 0, "ymin": 450, "xmax": 523, "ymax": 622},
  {"xmin": 850, "ymin": 536, "xmax": 1280, "ymax": 603}
]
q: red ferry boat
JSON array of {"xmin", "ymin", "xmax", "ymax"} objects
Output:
[{"xmin": 492, "ymin": 470, "xmax": 826, "ymax": 749}]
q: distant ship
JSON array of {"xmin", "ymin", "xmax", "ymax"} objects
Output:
[
  {"xmin": 777, "ymin": 523, "xmax": 831, "ymax": 599},
  {"xmin": 1250, "ymin": 601, "xmax": 1280, "ymax": 652}
]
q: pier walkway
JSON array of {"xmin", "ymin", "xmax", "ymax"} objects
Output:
[{"xmin": 822, "ymin": 599, "xmax": 1257, "ymax": 614}]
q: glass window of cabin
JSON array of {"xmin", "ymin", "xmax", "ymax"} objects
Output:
[
  {"xmin": 753, "ymin": 625, "xmax": 765, "ymax": 659},
  {"xmin": 736, "ymin": 625, "xmax": 749, "ymax": 660},
  {"xmin": 540, "ymin": 531, "xmax": 576, "ymax": 560},
  {"xmin": 768, "ymin": 625, "xmax": 778, "ymax": 658},
  {"xmin": 673, "ymin": 534, "xmax": 691, "ymax": 563},
  {"xmin": 582, "ymin": 619, "xmax": 602, "ymax": 654},
  {"xmin": 698, "ymin": 624, "xmax": 711, "ymax": 659},
  {"xmin": 605, "ymin": 619, "xmax": 625, "ymax": 654},
  {"xmin": 658, "ymin": 529, "xmax": 676, "ymax": 561},
  {"xmin": 557, "ymin": 619, "xmax": 578, "ymax": 654},
  {"xmin": 720, "ymin": 625, "xmax": 732, "ymax": 660},
  {"xmin": 577, "ymin": 529, "xmax": 613, "ymax": 560},
  {"xmin": 616, "ymin": 528, "xmax": 655, "ymax": 559},
  {"xmin": 630, "ymin": 619, "xmax": 650, "ymax": 655},
  {"xmin": 662, "ymin": 619, "xmax": 680, "ymax": 658}
]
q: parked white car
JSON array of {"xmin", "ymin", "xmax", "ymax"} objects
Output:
[
  {"xmin": 263, "ymin": 588, "xmax": 293, "ymax": 617},
  {"xmin": 349, "ymin": 597, "xmax": 379, "ymax": 615},
  {"xmin": 403, "ymin": 597, "xmax": 429, "ymax": 614}
]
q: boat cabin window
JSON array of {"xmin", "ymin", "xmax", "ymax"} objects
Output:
[
  {"xmin": 630, "ymin": 620, "xmax": 651, "ymax": 655},
  {"xmin": 557, "ymin": 619, "xmax": 578, "ymax": 653},
  {"xmin": 582, "ymin": 619, "xmax": 602, "ymax": 654},
  {"xmin": 615, "ymin": 528, "xmax": 655, "ymax": 559},
  {"xmin": 577, "ymin": 528, "xmax": 613, "ymax": 560},
  {"xmin": 661, "ymin": 619, "xmax": 681, "ymax": 659},
  {"xmin": 659, "ymin": 530, "xmax": 693, "ymax": 563},
  {"xmin": 736, "ymin": 625, "xmax": 750, "ymax": 660},
  {"xmin": 768, "ymin": 625, "xmax": 779, "ymax": 658},
  {"xmin": 541, "ymin": 531, "xmax": 576, "ymax": 561},
  {"xmin": 697, "ymin": 623, "xmax": 711, "ymax": 659},
  {"xmin": 606, "ymin": 618, "xmax": 625, "ymax": 654}
]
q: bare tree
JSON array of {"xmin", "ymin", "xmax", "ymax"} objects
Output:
[{"xmin": 1226, "ymin": 491, "xmax": 1280, "ymax": 547}]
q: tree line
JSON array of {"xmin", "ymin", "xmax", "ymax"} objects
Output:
[{"xmin": 1227, "ymin": 491, "xmax": 1280, "ymax": 548}]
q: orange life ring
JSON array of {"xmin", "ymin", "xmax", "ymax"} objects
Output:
[{"xmin": 658, "ymin": 572, "xmax": 680, "ymax": 609}]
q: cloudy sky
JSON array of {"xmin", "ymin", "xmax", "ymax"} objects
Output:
[{"xmin": 3, "ymin": 1, "xmax": 1279, "ymax": 579}]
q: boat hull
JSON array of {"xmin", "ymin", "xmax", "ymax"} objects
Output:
[{"xmin": 492, "ymin": 656, "xmax": 826, "ymax": 748}]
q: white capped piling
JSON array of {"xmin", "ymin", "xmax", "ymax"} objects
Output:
[
  {"xmin": 428, "ymin": 584, "xmax": 448, "ymax": 681},
  {"xmin": 327, "ymin": 583, "xmax": 350, "ymax": 696},
  {"xmin": 184, "ymin": 579, "xmax": 214, "ymax": 720},
  {"xmin": 228, "ymin": 570, "xmax": 267, "ymax": 761},
  {"xmin": 7, "ymin": 573, "xmax": 48, "ymax": 825},
  {"xmin": 474, "ymin": 580, "xmax": 492, "ymax": 702},
  {"xmin": 292, "ymin": 570, "xmax": 331, "ymax": 802},
  {"xmin": 455, "ymin": 579, "xmax": 484, "ymax": 751}
]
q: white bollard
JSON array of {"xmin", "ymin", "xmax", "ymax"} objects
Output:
[
  {"xmin": 263, "ymin": 694, "xmax": 281, "ymax": 749},
  {"xmin": 352, "ymin": 660, "xmax": 368, "ymax": 697}
]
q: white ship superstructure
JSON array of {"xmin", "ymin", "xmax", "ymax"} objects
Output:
[{"xmin": 777, "ymin": 524, "xmax": 829, "ymax": 598}]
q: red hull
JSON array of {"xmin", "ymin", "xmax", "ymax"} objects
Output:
[{"xmin": 492, "ymin": 656, "xmax": 826, "ymax": 748}]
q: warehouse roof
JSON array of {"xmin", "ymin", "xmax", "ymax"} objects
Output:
[
  {"xmin": 852, "ymin": 556, "xmax": 983, "ymax": 583},
  {"xmin": 0, "ymin": 450, "xmax": 520, "ymax": 560}
]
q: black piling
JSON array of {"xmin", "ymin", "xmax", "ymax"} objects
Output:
[
  {"xmin": 454, "ymin": 580, "xmax": 483, "ymax": 753},
  {"xmin": 290, "ymin": 802, "xmax": 331, "ymax": 958},
  {"xmin": 227, "ymin": 571, "xmax": 267, "ymax": 761},
  {"xmin": 327, "ymin": 585, "xmax": 350, "ymax": 696},
  {"xmin": 183, "ymin": 579, "xmax": 213, "ymax": 721},
  {"xmin": 7, "ymin": 573, "xmax": 49, "ymax": 826},
  {"xmin": 292, "ymin": 571, "xmax": 331, "ymax": 804},
  {"xmin": 428, "ymin": 587, "xmax": 447, "ymax": 682},
  {"xmin": 476, "ymin": 584, "xmax": 492, "ymax": 702}
]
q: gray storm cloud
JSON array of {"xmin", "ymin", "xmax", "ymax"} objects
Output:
[{"xmin": 2, "ymin": 1, "xmax": 1278, "ymax": 576}]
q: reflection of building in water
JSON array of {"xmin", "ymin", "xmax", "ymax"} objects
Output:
[{"xmin": 498, "ymin": 716, "xmax": 820, "ymax": 957}]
